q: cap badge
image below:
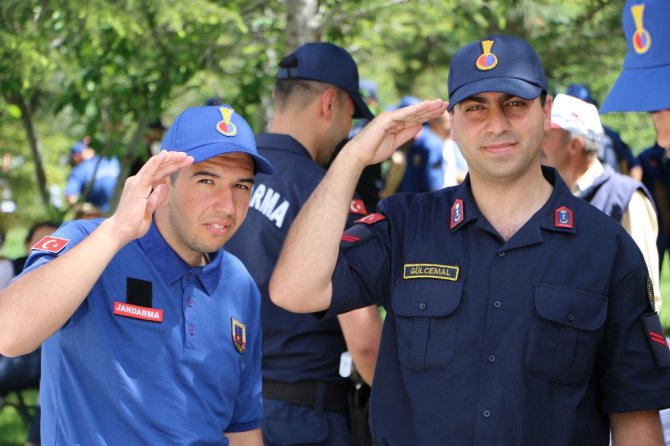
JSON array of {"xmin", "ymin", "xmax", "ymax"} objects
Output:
[
  {"xmin": 232, "ymin": 318, "xmax": 246, "ymax": 353},
  {"xmin": 554, "ymin": 206, "xmax": 574, "ymax": 229},
  {"xmin": 631, "ymin": 4, "xmax": 651, "ymax": 54},
  {"xmin": 216, "ymin": 106, "xmax": 238, "ymax": 137},
  {"xmin": 475, "ymin": 40, "xmax": 499, "ymax": 71}
]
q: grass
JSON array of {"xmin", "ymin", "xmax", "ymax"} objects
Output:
[{"xmin": 0, "ymin": 390, "xmax": 37, "ymax": 446}]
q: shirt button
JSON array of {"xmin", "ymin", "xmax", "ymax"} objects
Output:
[
  {"xmin": 419, "ymin": 302, "xmax": 427, "ymax": 311},
  {"xmin": 188, "ymin": 325, "xmax": 195, "ymax": 335},
  {"xmin": 488, "ymin": 355, "xmax": 496, "ymax": 363},
  {"xmin": 187, "ymin": 297, "xmax": 195, "ymax": 307},
  {"xmin": 185, "ymin": 272, "xmax": 194, "ymax": 281},
  {"xmin": 483, "ymin": 410, "xmax": 491, "ymax": 418},
  {"xmin": 568, "ymin": 313, "xmax": 575, "ymax": 322},
  {"xmin": 493, "ymin": 300, "xmax": 502, "ymax": 308},
  {"xmin": 497, "ymin": 251, "xmax": 506, "ymax": 257}
]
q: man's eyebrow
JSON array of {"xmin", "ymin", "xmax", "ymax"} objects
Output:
[
  {"xmin": 462, "ymin": 93, "xmax": 516, "ymax": 104},
  {"xmin": 191, "ymin": 170, "xmax": 220, "ymax": 179},
  {"xmin": 239, "ymin": 177, "xmax": 255, "ymax": 185}
]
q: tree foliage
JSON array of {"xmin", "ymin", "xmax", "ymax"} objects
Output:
[{"xmin": 0, "ymin": 0, "xmax": 653, "ymax": 225}]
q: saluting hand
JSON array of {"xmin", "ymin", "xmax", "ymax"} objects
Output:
[
  {"xmin": 345, "ymin": 99, "xmax": 448, "ymax": 167},
  {"xmin": 106, "ymin": 150, "xmax": 194, "ymax": 245}
]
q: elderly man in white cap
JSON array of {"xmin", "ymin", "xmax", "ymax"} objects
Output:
[{"xmin": 542, "ymin": 93, "xmax": 660, "ymax": 310}]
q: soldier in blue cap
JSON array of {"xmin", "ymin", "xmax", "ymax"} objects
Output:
[
  {"xmin": 0, "ymin": 105, "xmax": 273, "ymax": 445},
  {"xmin": 602, "ymin": 0, "xmax": 670, "ymax": 280},
  {"xmin": 601, "ymin": 0, "xmax": 670, "ymax": 438},
  {"xmin": 225, "ymin": 42, "xmax": 382, "ymax": 446},
  {"xmin": 270, "ymin": 34, "xmax": 670, "ymax": 445}
]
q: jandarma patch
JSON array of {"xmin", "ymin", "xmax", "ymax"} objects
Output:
[{"xmin": 403, "ymin": 263, "xmax": 459, "ymax": 281}]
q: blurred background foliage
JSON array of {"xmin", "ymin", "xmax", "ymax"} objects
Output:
[{"xmin": 0, "ymin": 0, "xmax": 656, "ymax": 228}]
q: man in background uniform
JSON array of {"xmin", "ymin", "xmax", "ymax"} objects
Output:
[
  {"xmin": 542, "ymin": 93, "xmax": 661, "ymax": 310},
  {"xmin": 225, "ymin": 42, "xmax": 382, "ymax": 446}
]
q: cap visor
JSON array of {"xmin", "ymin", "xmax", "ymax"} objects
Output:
[
  {"xmin": 600, "ymin": 64, "xmax": 670, "ymax": 113},
  {"xmin": 448, "ymin": 78, "xmax": 543, "ymax": 111},
  {"xmin": 352, "ymin": 92, "xmax": 374, "ymax": 120},
  {"xmin": 187, "ymin": 143, "xmax": 274, "ymax": 175}
]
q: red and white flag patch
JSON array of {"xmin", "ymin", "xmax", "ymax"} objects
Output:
[
  {"xmin": 32, "ymin": 236, "xmax": 69, "ymax": 254},
  {"xmin": 355, "ymin": 213, "xmax": 386, "ymax": 225},
  {"xmin": 349, "ymin": 199, "xmax": 368, "ymax": 215}
]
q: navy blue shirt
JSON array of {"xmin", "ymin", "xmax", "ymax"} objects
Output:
[
  {"xmin": 226, "ymin": 133, "xmax": 367, "ymax": 384},
  {"xmin": 329, "ymin": 168, "xmax": 670, "ymax": 445},
  {"xmin": 398, "ymin": 127, "xmax": 445, "ymax": 193},
  {"xmin": 65, "ymin": 155, "xmax": 120, "ymax": 212},
  {"xmin": 638, "ymin": 144, "xmax": 670, "ymax": 233}
]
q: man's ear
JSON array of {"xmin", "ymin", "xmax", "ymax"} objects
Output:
[
  {"xmin": 319, "ymin": 87, "xmax": 338, "ymax": 119},
  {"xmin": 570, "ymin": 136, "xmax": 586, "ymax": 155},
  {"xmin": 542, "ymin": 95, "xmax": 553, "ymax": 132}
]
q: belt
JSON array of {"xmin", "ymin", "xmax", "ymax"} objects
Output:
[{"xmin": 262, "ymin": 378, "xmax": 351, "ymax": 413}]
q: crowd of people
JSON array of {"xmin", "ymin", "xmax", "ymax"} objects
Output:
[{"xmin": 1, "ymin": 0, "xmax": 670, "ymax": 444}]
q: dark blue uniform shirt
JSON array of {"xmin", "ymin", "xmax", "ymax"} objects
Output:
[
  {"xmin": 226, "ymin": 133, "xmax": 366, "ymax": 384},
  {"xmin": 329, "ymin": 168, "xmax": 670, "ymax": 445}
]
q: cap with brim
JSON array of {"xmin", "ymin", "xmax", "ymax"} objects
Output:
[
  {"xmin": 448, "ymin": 34, "xmax": 547, "ymax": 112},
  {"xmin": 448, "ymin": 78, "xmax": 543, "ymax": 112},
  {"xmin": 162, "ymin": 105, "xmax": 273, "ymax": 175},
  {"xmin": 601, "ymin": 0, "xmax": 670, "ymax": 113},
  {"xmin": 276, "ymin": 42, "xmax": 374, "ymax": 121}
]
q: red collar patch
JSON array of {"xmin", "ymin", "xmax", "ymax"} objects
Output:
[
  {"xmin": 32, "ymin": 236, "xmax": 69, "ymax": 254},
  {"xmin": 349, "ymin": 199, "xmax": 368, "ymax": 216},
  {"xmin": 355, "ymin": 213, "xmax": 386, "ymax": 225},
  {"xmin": 554, "ymin": 206, "xmax": 574, "ymax": 229},
  {"xmin": 450, "ymin": 199, "xmax": 464, "ymax": 229}
]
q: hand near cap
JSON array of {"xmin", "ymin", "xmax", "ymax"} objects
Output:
[
  {"xmin": 105, "ymin": 151, "xmax": 194, "ymax": 246},
  {"xmin": 345, "ymin": 99, "xmax": 448, "ymax": 168}
]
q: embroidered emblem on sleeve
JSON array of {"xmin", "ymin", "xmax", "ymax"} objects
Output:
[{"xmin": 232, "ymin": 318, "xmax": 247, "ymax": 353}]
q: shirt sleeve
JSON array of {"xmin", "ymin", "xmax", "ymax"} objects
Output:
[
  {"xmin": 621, "ymin": 191, "xmax": 661, "ymax": 310},
  {"xmin": 599, "ymin": 233, "xmax": 670, "ymax": 413}
]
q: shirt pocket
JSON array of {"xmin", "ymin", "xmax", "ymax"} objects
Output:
[
  {"xmin": 525, "ymin": 284, "xmax": 607, "ymax": 384},
  {"xmin": 392, "ymin": 279, "xmax": 463, "ymax": 370}
]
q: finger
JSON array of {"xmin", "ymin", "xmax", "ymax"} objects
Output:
[{"xmin": 146, "ymin": 183, "xmax": 168, "ymax": 215}]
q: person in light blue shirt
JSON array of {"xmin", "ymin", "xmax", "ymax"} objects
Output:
[{"xmin": 0, "ymin": 105, "xmax": 273, "ymax": 445}]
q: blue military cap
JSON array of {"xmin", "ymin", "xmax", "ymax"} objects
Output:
[
  {"xmin": 161, "ymin": 105, "xmax": 273, "ymax": 175},
  {"xmin": 276, "ymin": 42, "xmax": 374, "ymax": 120},
  {"xmin": 448, "ymin": 34, "xmax": 547, "ymax": 111},
  {"xmin": 601, "ymin": 0, "xmax": 670, "ymax": 113}
]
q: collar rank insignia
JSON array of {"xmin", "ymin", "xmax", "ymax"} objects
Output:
[
  {"xmin": 32, "ymin": 236, "xmax": 69, "ymax": 254},
  {"xmin": 554, "ymin": 206, "xmax": 573, "ymax": 229},
  {"xmin": 631, "ymin": 4, "xmax": 651, "ymax": 54},
  {"xmin": 232, "ymin": 318, "xmax": 246, "ymax": 353},
  {"xmin": 349, "ymin": 199, "xmax": 368, "ymax": 216},
  {"xmin": 475, "ymin": 39, "xmax": 498, "ymax": 71},
  {"xmin": 450, "ymin": 199, "xmax": 464, "ymax": 229},
  {"xmin": 216, "ymin": 106, "xmax": 238, "ymax": 137},
  {"xmin": 355, "ymin": 213, "xmax": 386, "ymax": 225}
]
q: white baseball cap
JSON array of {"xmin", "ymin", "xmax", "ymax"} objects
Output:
[{"xmin": 551, "ymin": 94, "xmax": 603, "ymax": 141}]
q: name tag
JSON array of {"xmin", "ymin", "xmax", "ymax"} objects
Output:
[
  {"xmin": 403, "ymin": 263, "xmax": 459, "ymax": 281},
  {"xmin": 113, "ymin": 301, "xmax": 164, "ymax": 323}
]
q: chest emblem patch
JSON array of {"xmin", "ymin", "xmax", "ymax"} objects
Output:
[
  {"xmin": 450, "ymin": 199, "xmax": 464, "ymax": 229},
  {"xmin": 554, "ymin": 206, "xmax": 573, "ymax": 229},
  {"xmin": 404, "ymin": 263, "xmax": 459, "ymax": 281},
  {"xmin": 232, "ymin": 318, "xmax": 247, "ymax": 353}
]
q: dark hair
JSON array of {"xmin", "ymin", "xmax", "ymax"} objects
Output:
[
  {"xmin": 25, "ymin": 221, "xmax": 58, "ymax": 245},
  {"xmin": 274, "ymin": 79, "xmax": 348, "ymax": 109}
]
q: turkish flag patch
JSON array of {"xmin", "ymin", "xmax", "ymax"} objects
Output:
[
  {"xmin": 355, "ymin": 213, "xmax": 386, "ymax": 225},
  {"xmin": 32, "ymin": 236, "xmax": 69, "ymax": 254},
  {"xmin": 349, "ymin": 199, "xmax": 368, "ymax": 215}
]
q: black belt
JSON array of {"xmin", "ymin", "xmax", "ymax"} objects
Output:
[{"xmin": 262, "ymin": 378, "xmax": 351, "ymax": 413}]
